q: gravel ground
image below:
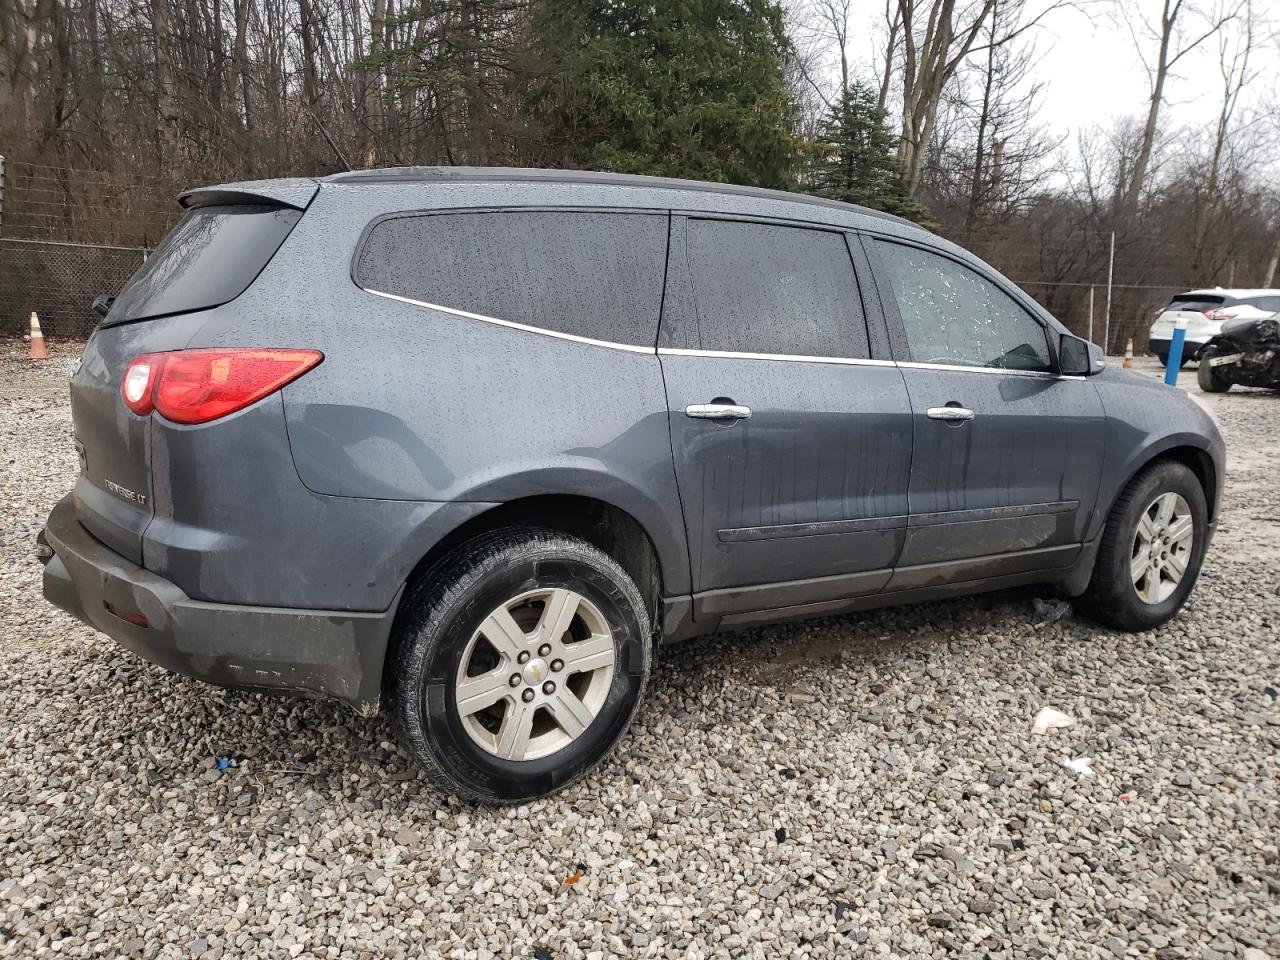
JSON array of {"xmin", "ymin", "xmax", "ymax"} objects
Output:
[{"xmin": 1, "ymin": 342, "xmax": 1277, "ymax": 960}]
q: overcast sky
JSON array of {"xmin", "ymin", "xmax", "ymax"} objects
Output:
[
  {"xmin": 1033, "ymin": 3, "xmax": 1254, "ymax": 136},
  {"xmin": 833, "ymin": 0, "xmax": 1277, "ymax": 153}
]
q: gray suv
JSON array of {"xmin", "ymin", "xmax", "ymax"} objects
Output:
[{"xmin": 40, "ymin": 168, "xmax": 1224, "ymax": 800}]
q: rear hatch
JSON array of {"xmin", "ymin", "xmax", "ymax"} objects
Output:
[
  {"xmin": 1151, "ymin": 294, "xmax": 1230, "ymax": 343},
  {"xmin": 69, "ymin": 192, "xmax": 309, "ymax": 563}
]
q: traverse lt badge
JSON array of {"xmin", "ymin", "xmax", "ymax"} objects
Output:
[{"xmin": 103, "ymin": 478, "xmax": 147, "ymax": 506}]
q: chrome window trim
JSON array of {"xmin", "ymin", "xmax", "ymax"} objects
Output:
[
  {"xmin": 658, "ymin": 347, "xmax": 1085, "ymax": 378},
  {"xmin": 898, "ymin": 360, "xmax": 1064, "ymax": 379},
  {"xmin": 361, "ymin": 290, "xmax": 1089, "ymax": 378},
  {"xmin": 361, "ymin": 288, "xmax": 658, "ymax": 354},
  {"xmin": 658, "ymin": 346, "xmax": 896, "ymax": 367}
]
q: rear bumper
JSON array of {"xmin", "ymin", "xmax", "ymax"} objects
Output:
[
  {"xmin": 40, "ymin": 494, "xmax": 397, "ymax": 714},
  {"xmin": 1148, "ymin": 337, "xmax": 1208, "ymax": 359}
]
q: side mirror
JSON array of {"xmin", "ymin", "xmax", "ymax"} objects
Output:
[
  {"xmin": 92, "ymin": 294, "xmax": 115, "ymax": 318},
  {"xmin": 1059, "ymin": 333, "xmax": 1103, "ymax": 376}
]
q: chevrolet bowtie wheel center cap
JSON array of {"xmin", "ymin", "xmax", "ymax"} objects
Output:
[{"xmin": 522, "ymin": 658, "xmax": 549, "ymax": 687}]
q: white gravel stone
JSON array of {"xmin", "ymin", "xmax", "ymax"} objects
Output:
[{"xmin": 1, "ymin": 345, "xmax": 1277, "ymax": 959}]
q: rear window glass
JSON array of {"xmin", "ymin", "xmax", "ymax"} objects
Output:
[
  {"xmin": 1166, "ymin": 296, "xmax": 1227, "ymax": 312},
  {"xmin": 1239, "ymin": 295, "xmax": 1280, "ymax": 311},
  {"xmin": 109, "ymin": 204, "xmax": 301, "ymax": 323},
  {"xmin": 355, "ymin": 211, "xmax": 667, "ymax": 346}
]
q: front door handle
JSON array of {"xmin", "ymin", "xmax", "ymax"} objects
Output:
[
  {"xmin": 686, "ymin": 403, "xmax": 752, "ymax": 421},
  {"xmin": 926, "ymin": 406, "xmax": 975, "ymax": 422}
]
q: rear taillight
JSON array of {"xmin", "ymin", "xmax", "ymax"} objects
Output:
[
  {"xmin": 1204, "ymin": 309, "xmax": 1238, "ymax": 321},
  {"xmin": 121, "ymin": 348, "xmax": 323, "ymax": 424},
  {"xmin": 121, "ymin": 358, "xmax": 160, "ymax": 415}
]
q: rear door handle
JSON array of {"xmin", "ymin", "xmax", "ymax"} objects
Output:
[
  {"xmin": 926, "ymin": 406, "xmax": 975, "ymax": 422},
  {"xmin": 686, "ymin": 403, "xmax": 752, "ymax": 421}
]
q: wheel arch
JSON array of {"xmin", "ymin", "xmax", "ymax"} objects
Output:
[
  {"xmin": 396, "ymin": 494, "xmax": 668, "ymax": 629},
  {"xmin": 1112, "ymin": 443, "xmax": 1219, "ymax": 525}
]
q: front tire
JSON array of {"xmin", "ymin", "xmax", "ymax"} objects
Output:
[
  {"xmin": 388, "ymin": 529, "xmax": 653, "ymax": 802},
  {"xmin": 1078, "ymin": 461, "xmax": 1208, "ymax": 632},
  {"xmin": 1197, "ymin": 348, "xmax": 1232, "ymax": 392}
]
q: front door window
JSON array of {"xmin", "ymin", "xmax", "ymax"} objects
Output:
[{"xmin": 872, "ymin": 240, "xmax": 1052, "ymax": 372}]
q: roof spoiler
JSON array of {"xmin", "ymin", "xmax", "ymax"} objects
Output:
[{"xmin": 178, "ymin": 178, "xmax": 319, "ymax": 211}]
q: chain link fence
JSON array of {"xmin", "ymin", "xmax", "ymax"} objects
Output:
[{"xmin": 0, "ymin": 237, "xmax": 149, "ymax": 339}]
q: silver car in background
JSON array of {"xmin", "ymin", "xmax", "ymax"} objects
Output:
[{"xmin": 1149, "ymin": 288, "xmax": 1280, "ymax": 367}]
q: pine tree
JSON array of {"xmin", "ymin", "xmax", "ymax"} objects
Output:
[
  {"xmin": 811, "ymin": 82, "xmax": 935, "ymax": 227},
  {"xmin": 518, "ymin": 0, "xmax": 801, "ymax": 189}
]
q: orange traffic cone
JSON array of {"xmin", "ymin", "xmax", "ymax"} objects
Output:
[
  {"xmin": 28, "ymin": 312, "xmax": 48, "ymax": 361},
  {"xmin": 1122, "ymin": 338, "xmax": 1133, "ymax": 370}
]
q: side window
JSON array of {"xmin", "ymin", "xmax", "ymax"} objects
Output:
[
  {"xmin": 355, "ymin": 211, "xmax": 667, "ymax": 346},
  {"xmin": 873, "ymin": 240, "xmax": 1052, "ymax": 372},
  {"xmin": 685, "ymin": 219, "xmax": 869, "ymax": 358},
  {"xmin": 1242, "ymin": 295, "xmax": 1280, "ymax": 312}
]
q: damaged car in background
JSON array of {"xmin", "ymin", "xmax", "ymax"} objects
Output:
[
  {"xmin": 1149, "ymin": 288, "xmax": 1280, "ymax": 368},
  {"xmin": 1198, "ymin": 313, "xmax": 1280, "ymax": 393}
]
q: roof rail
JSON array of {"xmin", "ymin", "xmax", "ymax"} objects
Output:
[{"xmin": 322, "ymin": 166, "xmax": 923, "ymax": 230}]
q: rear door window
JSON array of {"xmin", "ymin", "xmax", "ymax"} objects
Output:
[
  {"xmin": 109, "ymin": 204, "xmax": 302, "ymax": 323},
  {"xmin": 355, "ymin": 211, "xmax": 667, "ymax": 347},
  {"xmin": 873, "ymin": 239, "xmax": 1052, "ymax": 371},
  {"xmin": 684, "ymin": 219, "xmax": 869, "ymax": 358}
]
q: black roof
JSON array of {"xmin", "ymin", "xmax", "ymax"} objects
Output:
[{"xmin": 322, "ymin": 166, "xmax": 919, "ymax": 229}]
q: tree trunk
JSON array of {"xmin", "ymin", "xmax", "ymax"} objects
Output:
[
  {"xmin": 876, "ymin": 0, "xmax": 902, "ymax": 110},
  {"xmin": 1192, "ymin": 6, "xmax": 1251, "ymax": 277},
  {"xmin": 896, "ymin": 0, "xmax": 995, "ymax": 194},
  {"xmin": 14, "ymin": 0, "xmax": 41, "ymax": 136},
  {"xmin": 151, "ymin": 0, "xmax": 180, "ymax": 167},
  {"xmin": 298, "ymin": 0, "xmax": 320, "ymax": 111},
  {"xmin": 1122, "ymin": 0, "xmax": 1177, "ymax": 214},
  {"xmin": 230, "ymin": 0, "xmax": 251, "ymax": 130},
  {"xmin": 965, "ymin": 22, "xmax": 996, "ymax": 240},
  {"xmin": 86, "ymin": 0, "xmax": 104, "ymax": 139},
  {"xmin": 364, "ymin": 0, "xmax": 386, "ymax": 165}
]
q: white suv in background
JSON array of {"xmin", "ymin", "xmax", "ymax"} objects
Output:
[{"xmin": 1149, "ymin": 288, "xmax": 1280, "ymax": 367}]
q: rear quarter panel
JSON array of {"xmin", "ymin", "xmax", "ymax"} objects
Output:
[{"xmin": 180, "ymin": 182, "xmax": 692, "ymax": 596}]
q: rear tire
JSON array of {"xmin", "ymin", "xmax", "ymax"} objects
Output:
[
  {"xmin": 1197, "ymin": 348, "xmax": 1231, "ymax": 392},
  {"xmin": 1077, "ymin": 461, "xmax": 1208, "ymax": 632},
  {"xmin": 387, "ymin": 529, "xmax": 653, "ymax": 802}
]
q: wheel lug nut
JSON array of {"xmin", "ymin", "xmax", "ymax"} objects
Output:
[
  {"xmin": 517, "ymin": 651, "xmax": 530, "ymax": 664},
  {"xmin": 542, "ymin": 681, "xmax": 555, "ymax": 694},
  {"xmin": 538, "ymin": 643, "xmax": 551, "ymax": 657},
  {"xmin": 521, "ymin": 689, "xmax": 535, "ymax": 703},
  {"xmin": 508, "ymin": 674, "xmax": 521, "ymax": 687},
  {"xmin": 551, "ymin": 659, "xmax": 564, "ymax": 672}
]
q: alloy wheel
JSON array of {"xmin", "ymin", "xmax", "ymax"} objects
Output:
[
  {"xmin": 1130, "ymin": 492, "xmax": 1194, "ymax": 605},
  {"xmin": 453, "ymin": 588, "xmax": 615, "ymax": 761}
]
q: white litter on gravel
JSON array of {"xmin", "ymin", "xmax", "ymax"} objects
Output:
[
  {"xmin": 1060, "ymin": 756, "xmax": 1095, "ymax": 778},
  {"xmin": 1031, "ymin": 706, "xmax": 1076, "ymax": 735}
]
